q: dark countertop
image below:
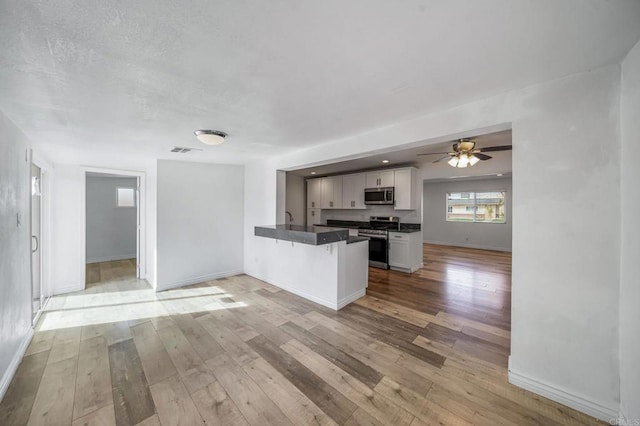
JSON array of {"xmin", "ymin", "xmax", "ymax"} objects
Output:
[
  {"xmin": 321, "ymin": 220, "xmax": 422, "ymax": 233},
  {"xmin": 326, "ymin": 220, "xmax": 368, "ymax": 229},
  {"xmin": 347, "ymin": 236, "xmax": 368, "ymax": 244},
  {"xmin": 255, "ymin": 225, "xmax": 367, "ymax": 245}
]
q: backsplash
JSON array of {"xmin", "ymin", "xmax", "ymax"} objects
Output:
[{"xmin": 321, "ymin": 205, "xmax": 421, "ymax": 224}]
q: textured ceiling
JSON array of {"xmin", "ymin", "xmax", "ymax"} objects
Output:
[{"xmin": 1, "ymin": 0, "xmax": 639, "ymax": 164}]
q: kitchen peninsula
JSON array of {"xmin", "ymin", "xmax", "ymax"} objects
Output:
[{"xmin": 253, "ymin": 224, "xmax": 369, "ymax": 310}]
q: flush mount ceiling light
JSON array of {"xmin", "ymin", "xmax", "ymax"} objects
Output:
[
  {"xmin": 194, "ymin": 130, "xmax": 227, "ymax": 145},
  {"xmin": 381, "ymin": 160, "xmax": 390, "ymax": 164},
  {"xmin": 418, "ymin": 138, "xmax": 512, "ymax": 168}
]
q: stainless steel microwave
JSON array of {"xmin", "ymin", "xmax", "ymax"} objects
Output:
[{"xmin": 364, "ymin": 187, "xmax": 394, "ymax": 205}]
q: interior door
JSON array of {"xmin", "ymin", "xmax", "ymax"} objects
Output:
[{"xmin": 31, "ymin": 163, "xmax": 42, "ymax": 321}]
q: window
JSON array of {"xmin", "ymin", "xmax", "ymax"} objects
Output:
[
  {"xmin": 446, "ymin": 191, "xmax": 506, "ymax": 223},
  {"xmin": 116, "ymin": 187, "xmax": 136, "ymax": 207}
]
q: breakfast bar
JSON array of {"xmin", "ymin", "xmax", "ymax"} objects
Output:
[{"xmin": 253, "ymin": 225, "xmax": 369, "ymax": 310}]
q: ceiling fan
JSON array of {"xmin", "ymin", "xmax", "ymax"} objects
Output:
[{"xmin": 417, "ymin": 138, "xmax": 512, "ymax": 168}]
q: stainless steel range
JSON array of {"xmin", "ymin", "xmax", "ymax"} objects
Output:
[{"xmin": 357, "ymin": 216, "xmax": 400, "ymax": 269}]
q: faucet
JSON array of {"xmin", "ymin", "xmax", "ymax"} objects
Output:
[{"xmin": 285, "ymin": 211, "xmax": 294, "ymax": 223}]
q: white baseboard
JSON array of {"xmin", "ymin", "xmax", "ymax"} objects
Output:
[
  {"xmin": 245, "ymin": 272, "xmax": 365, "ymax": 311},
  {"xmin": 337, "ymin": 289, "xmax": 366, "ymax": 309},
  {"xmin": 390, "ymin": 264, "xmax": 422, "ymax": 273},
  {"xmin": 86, "ymin": 253, "xmax": 136, "ymax": 264},
  {"xmin": 508, "ymin": 368, "xmax": 618, "ymax": 422},
  {"xmin": 53, "ymin": 283, "xmax": 85, "ymax": 295},
  {"xmin": 0, "ymin": 328, "xmax": 34, "ymax": 402},
  {"xmin": 157, "ymin": 269, "xmax": 244, "ymax": 292},
  {"xmin": 249, "ymin": 273, "xmax": 338, "ymax": 310},
  {"xmin": 423, "ymin": 239, "xmax": 512, "ymax": 252}
]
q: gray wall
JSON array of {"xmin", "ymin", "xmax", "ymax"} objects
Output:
[
  {"xmin": 620, "ymin": 39, "xmax": 640, "ymax": 421},
  {"xmin": 86, "ymin": 176, "xmax": 137, "ymax": 263},
  {"xmin": 422, "ymin": 177, "xmax": 512, "ymax": 251},
  {"xmin": 0, "ymin": 112, "xmax": 32, "ymax": 398},
  {"xmin": 285, "ymin": 173, "xmax": 305, "ymax": 226},
  {"xmin": 156, "ymin": 160, "xmax": 244, "ymax": 291}
]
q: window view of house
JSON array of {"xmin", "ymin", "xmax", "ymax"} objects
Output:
[{"xmin": 446, "ymin": 191, "xmax": 506, "ymax": 223}]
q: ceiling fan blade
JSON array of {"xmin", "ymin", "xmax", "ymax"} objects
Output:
[
  {"xmin": 474, "ymin": 153, "xmax": 492, "ymax": 160},
  {"xmin": 478, "ymin": 145, "xmax": 512, "ymax": 152},
  {"xmin": 416, "ymin": 151, "xmax": 454, "ymax": 156},
  {"xmin": 432, "ymin": 155, "xmax": 453, "ymax": 163}
]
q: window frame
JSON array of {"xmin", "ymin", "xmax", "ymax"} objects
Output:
[{"xmin": 445, "ymin": 190, "xmax": 507, "ymax": 224}]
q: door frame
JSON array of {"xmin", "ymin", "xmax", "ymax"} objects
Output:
[
  {"xmin": 80, "ymin": 166, "xmax": 146, "ymax": 289},
  {"xmin": 31, "ymin": 151, "xmax": 52, "ymax": 325}
]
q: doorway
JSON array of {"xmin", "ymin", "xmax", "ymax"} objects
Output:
[
  {"xmin": 30, "ymin": 162, "xmax": 46, "ymax": 323},
  {"xmin": 81, "ymin": 168, "xmax": 146, "ymax": 290}
]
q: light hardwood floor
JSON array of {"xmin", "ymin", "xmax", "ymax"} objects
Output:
[{"xmin": 0, "ymin": 248, "xmax": 604, "ymax": 425}]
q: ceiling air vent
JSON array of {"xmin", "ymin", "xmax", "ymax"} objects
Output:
[{"xmin": 170, "ymin": 146, "xmax": 202, "ymax": 153}]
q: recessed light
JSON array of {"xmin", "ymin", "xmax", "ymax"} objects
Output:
[
  {"xmin": 310, "ymin": 171, "xmax": 317, "ymax": 175},
  {"xmin": 382, "ymin": 160, "xmax": 390, "ymax": 164},
  {"xmin": 194, "ymin": 130, "xmax": 227, "ymax": 145},
  {"xmin": 497, "ymin": 173, "xmax": 503, "ymax": 176}
]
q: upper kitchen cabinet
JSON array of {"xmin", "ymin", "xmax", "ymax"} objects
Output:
[
  {"xmin": 321, "ymin": 176, "xmax": 343, "ymax": 209},
  {"xmin": 307, "ymin": 178, "xmax": 322, "ymax": 209},
  {"xmin": 394, "ymin": 167, "xmax": 417, "ymax": 210},
  {"xmin": 366, "ymin": 170, "xmax": 394, "ymax": 188},
  {"xmin": 342, "ymin": 173, "xmax": 366, "ymax": 209}
]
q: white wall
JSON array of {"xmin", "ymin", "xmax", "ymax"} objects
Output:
[
  {"xmin": 86, "ymin": 176, "xmax": 137, "ymax": 263},
  {"xmin": 156, "ymin": 160, "xmax": 244, "ymax": 291},
  {"xmin": 244, "ymin": 65, "xmax": 622, "ymax": 420},
  {"xmin": 0, "ymin": 111, "xmax": 33, "ymax": 399},
  {"xmin": 423, "ymin": 177, "xmax": 512, "ymax": 251},
  {"xmin": 285, "ymin": 173, "xmax": 305, "ymax": 226},
  {"xmin": 620, "ymin": 39, "xmax": 640, "ymax": 422},
  {"xmin": 50, "ymin": 159, "xmax": 157, "ymax": 293}
]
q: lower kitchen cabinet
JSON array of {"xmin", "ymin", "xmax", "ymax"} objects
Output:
[{"xmin": 388, "ymin": 231, "xmax": 423, "ymax": 273}]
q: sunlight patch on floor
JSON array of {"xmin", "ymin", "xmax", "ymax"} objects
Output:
[{"xmin": 39, "ymin": 286, "xmax": 249, "ymax": 331}]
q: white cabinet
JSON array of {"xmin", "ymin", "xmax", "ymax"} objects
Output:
[
  {"xmin": 321, "ymin": 176, "xmax": 343, "ymax": 209},
  {"xmin": 366, "ymin": 171, "xmax": 394, "ymax": 188},
  {"xmin": 307, "ymin": 167, "xmax": 415, "ymax": 212},
  {"xmin": 307, "ymin": 179, "xmax": 322, "ymax": 209},
  {"xmin": 394, "ymin": 168, "xmax": 416, "ymax": 210},
  {"xmin": 389, "ymin": 238, "xmax": 410, "ymax": 269},
  {"xmin": 342, "ymin": 173, "xmax": 366, "ymax": 209},
  {"xmin": 307, "ymin": 208, "xmax": 321, "ymax": 225},
  {"xmin": 388, "ymin": 231, "xmax": 423, "ymax": 273}
]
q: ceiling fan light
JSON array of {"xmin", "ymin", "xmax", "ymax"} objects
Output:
[
  {"xmin": 469, "ymin": 154, "xmax": 480, "ymax": 166},
  {"xmin": 194, "ymin": 130, "xmax": 227, "ymax": 145},
  {"xmin": 457, "ymin": 154, "xmax": 470, "ymax": 168},
  {"xmin": 458, "ymin": 140, "xmax": 476, "ymax": 151},
  {"xmin": 448, "ymin": 157, "xmax": 459, "ymax": 167}
]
